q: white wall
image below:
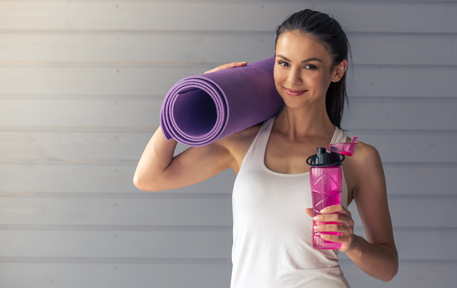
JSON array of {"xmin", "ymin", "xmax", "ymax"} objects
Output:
[{"xmin": 1, "ymin": 1, "xmax": 456, "ymax": 287}]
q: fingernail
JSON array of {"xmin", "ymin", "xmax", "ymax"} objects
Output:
[
  {"xmin": 320, "ymin": 208, "xmax": 327, "ymax": 213},
  {"xmin": 313, "ymin": 216, "xmax": 319, "ymax": 221}
]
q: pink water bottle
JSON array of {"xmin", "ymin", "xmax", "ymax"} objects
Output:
[{"xmin": 306, "ymin": 147, "xmax": 345, "ymax": 250}]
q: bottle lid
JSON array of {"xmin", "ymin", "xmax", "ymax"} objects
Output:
[
  {"xmin": 306, "ymin": 147, "xmax": 345, "ymax": 167},
  {"xmin": 328, "ymin": 137, "xmax": 358, "ymax": 156}
]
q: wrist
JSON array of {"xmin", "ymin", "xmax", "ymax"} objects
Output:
[{"xmin": 343, "ymin": 234, "xmax": 363, "ymax": 259}]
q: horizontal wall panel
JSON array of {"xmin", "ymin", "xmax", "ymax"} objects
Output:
[
  {"xmin": 0, "ymin": 195, "xmax": 455, "ymax": 229},
  {"xmin": 1, "ymin": 66, "xmax": 456, "ymax": 97},
  {"xmin": 0, "ymin": 2, "xmax": 455, "ymax": 33},
  {"xmin": 0, "ymin": 164, "xmax": 235, "ymax": 194},
  {"xmin": 340, "ymin": 261, "xmax": 457, "ymax": 288},
  {"xmin": 2, "ymin": 33, "xmax": 456, "ymax": 66},
  {"xmin": 337, "ymin": 228, "xmax": 456, "ymax": 261},
  {"xmin": 0, "ymin": 196, "xmax": 233, "ymax": 227},
  {"xmin": 384, "ymin": 164, "xmax": 456, "ymax": 196},
  {"xmin": 349, "ymin": 34, "xmax": 457, "ymax": 66},
  {"xmin": 348, "ymin": 196, "xmax": 457, "ymax": 229},
  {"xmin": 0, "ymin": 228, "xmax": 454, "ymax": 261},
  {"xmin": 346, "ymin": 131, "xmax": 457, "ymax": 163},
  {"xmin": 0, "ymin": 229, "xmax": 234, "ymax": 259},
  {"xmin": 0, "ymin": 261, "xmax": 232, "ymax": 288},
  {"xmin": 349, "ymin": 66, "xmax": 457, "ymax": 97},
  {"xmin": 0, "ymin": 98, "xmax": 163, "ymax": 128},
  {"xmin": 1, "ymin": 130, "xmax": 456, "ymax": 163},
  {"xmin": 1, "ymin": 97, "xmax": 455, "ymax": 130},
  {"xmin": 0, "ymin": 33, "xmax": 275, "ymax": 65},
  {"xmin": 0, "ymin": 163, "xmax": 454, "ymax": 196},
  {"xmin": 342, "ymin": 98, "xmax": 457, "ymax": 130},
  {"xmin": 0, "ymin": 260, "xmax": 455, "ymax": 288},
  {"xmin": 0, "ymin": 130, "xmax": 153, "ymax": 161},
  {"xmin": 0, "ymin": 66, "xmax": 197, "ymax": 96}
]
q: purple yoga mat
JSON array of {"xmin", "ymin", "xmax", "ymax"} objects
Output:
[{"xmin": 160, "ymin": 57, "xmax": 285, "ymax": 146}]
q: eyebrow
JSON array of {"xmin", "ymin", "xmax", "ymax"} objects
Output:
[{"xmin": 276, "ymin": 54, "xmax": 323, "ymax": 63}]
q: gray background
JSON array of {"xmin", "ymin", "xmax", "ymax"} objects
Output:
[{"xmin": 1, "ymin": 0, "xmax": 456, "ymax": 287}]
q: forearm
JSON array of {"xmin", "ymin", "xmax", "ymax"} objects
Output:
[
  {"xmin": 345, "ymin": 234, "xmax": 398, "ymax": 282},
  {"xmin": 133, "ymin": 126, "xmax": 178, "ymax": 190}
]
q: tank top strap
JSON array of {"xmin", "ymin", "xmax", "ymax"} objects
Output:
[
  {"xmin": 242, "ymin": 117, "xmax": 275, "ymax": 163},
  {"xmin": 331, "ymin": 127, "xmax": 349, "ymax": 144},
  {"xmin": 330, "ymin": 126, "xmax": 350, "ymax": 209}
]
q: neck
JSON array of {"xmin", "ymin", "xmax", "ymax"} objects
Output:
[{"xmin": 274, "ymin": 102, "xmax": 335, "ymax": 140}]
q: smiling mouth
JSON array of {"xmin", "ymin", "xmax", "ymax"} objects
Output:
[{"xmin": 284, "ymin": 87, "xmax": 308, "ymax": 95}]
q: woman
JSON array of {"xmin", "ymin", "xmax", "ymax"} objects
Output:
[{"xmin": 134, "ymin": 9, "xmax": 398, "ymax": 287}]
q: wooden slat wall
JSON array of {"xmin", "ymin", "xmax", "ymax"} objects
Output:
[{"xmin": 1, "ymin": 1, "xmax": 456, "ymax": 287}]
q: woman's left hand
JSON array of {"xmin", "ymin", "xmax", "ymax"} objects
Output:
[{"xmin": 305, "ymin": 205, "xmax": 356, "ymax": 253}]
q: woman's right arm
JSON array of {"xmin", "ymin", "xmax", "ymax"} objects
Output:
[
  {"xmin": 133, "ymin": 61, "xmax": 247, "ymax": 191},
  {"xmin": 133, "ymin": 126, "xmax": 235, "ymax": 192}
]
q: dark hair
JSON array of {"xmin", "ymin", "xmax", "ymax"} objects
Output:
[{"xmin": 275, "ymin": 9, "xmax": 351, "ymax": 129}]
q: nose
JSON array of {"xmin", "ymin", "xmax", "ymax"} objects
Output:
[{"xmin": 287, "ymin": 68, "xmax": 302, "ymax": 86}]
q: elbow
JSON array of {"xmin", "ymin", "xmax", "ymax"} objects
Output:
[
  {"xmin": 133, "ymin": 175, "xmax": 147, "ymax": 191},
  {"xmin": 381, "ymin": 253, "xmax": 399, "ymax": 282},
  {"xmin": 381, "ymin": 268, "xmax": 398, "ymax": 282},
  {"xmin": 387, "ymin": 262, "xmax": 399, "ymax": 282},
  {"xmin": 133, "ymin": 174, "xmax": 160, "ymax": 192}
]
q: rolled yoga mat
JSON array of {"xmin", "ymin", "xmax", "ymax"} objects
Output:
[{"xmin": 160, "ymin": 57, "xmax": 285, "ymax": 147}]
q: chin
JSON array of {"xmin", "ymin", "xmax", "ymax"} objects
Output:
[{"xmin": 282, "ymin": 99, "xmax": 309, "ymax": 110}]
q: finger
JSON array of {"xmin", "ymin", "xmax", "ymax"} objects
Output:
[
  {"xmin": 226, "ymin": 61, "xmax": 247, "ymax": 66},
  {"xmin": 320, "ymin": 204, "xmax": 343, "ymax": 213},
  {"xmin": 320, "ymin": 205, "xmax": 351, "ymax": 217},
  {"xmin": 314, "ymin": 224, "xmax": 346, "ymax": 233},
  {"xmin": 305, "ymin": 208, "xmax": 313, "ymax": 217},
  {"xmin": 320, "ymin": 233, "xmax": 351, "ymax": 243},
  {"xmin": 313, "ymin": 212, "xmax": 350, "ymax": 224},
  {"xmin": 204, "ymin": 67, "xmax": 219, "ymax": 74},
  {"xmin": 219, "ymin": 62, "xmax": 247, "ymax": 70},
  {"xmin": 315, "ymin": 224, "xmax": 353, "ymax": 237},
  {"xmin": 204, "ymin": 62, "xmax": 247, "ymax": 74},
  {"xmin": 206, "ymin": 62, "xmax": 241, "ymax": 73},
  {"xmin": 314, "ymin": 215, "xmax": 355, "ymax": 229}
]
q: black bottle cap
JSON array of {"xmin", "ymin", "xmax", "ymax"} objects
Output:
[{"xmin": 306, "ymin": 147, "xmax": 345, "ymax": 167}]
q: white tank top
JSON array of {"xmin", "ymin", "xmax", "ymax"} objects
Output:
[{"xmin": 231, "ymin": 117, "xmax": 351, "ymax": 288}]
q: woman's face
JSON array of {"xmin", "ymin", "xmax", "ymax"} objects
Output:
[{"xmin": 273, "ymin": 31, "xmax": 345, "ymax": 109}]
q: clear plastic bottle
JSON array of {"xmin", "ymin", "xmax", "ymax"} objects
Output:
[{"xmin": 307, "ymin": 147, "xmax": 345, "ymax": 250}]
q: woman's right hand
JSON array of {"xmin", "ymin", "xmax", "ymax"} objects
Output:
[{"xmin": 204, "ymin": 61, "xmax": 247, "ymax": 74}]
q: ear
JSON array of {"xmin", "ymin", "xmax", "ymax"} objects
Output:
[{"xmin": 331, "ymin": 59, "xmax": 348, "ymax": 83}]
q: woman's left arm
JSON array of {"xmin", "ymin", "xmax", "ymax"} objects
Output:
[
  {"xmin": 308, "ymin": 143, "xmax": 398, "ymax": 282},
  {"xmin": 346, "ymin": 143, "xmax": 398, "ymax": 281}
]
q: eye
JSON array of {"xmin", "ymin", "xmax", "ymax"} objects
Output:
[
  {"xmin": 304, "ymin": 64, "xmax": 317, "ymax": 70},
  {"xmin": 278, "ymin": 61, "xmax": 289, "ymax": 67}
]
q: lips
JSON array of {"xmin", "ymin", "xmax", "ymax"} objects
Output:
[{"xmin": 284, "ymin": 87, "xmax": 307, "ymax": 96}]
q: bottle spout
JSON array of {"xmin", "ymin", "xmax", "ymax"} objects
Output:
[{"xmin": 328, "ymin": 137, "xmax": 358, "ymax": 156}]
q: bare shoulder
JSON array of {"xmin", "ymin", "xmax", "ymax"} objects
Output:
[
  {"xmin": 343, "ymin": 136, "xmax": 381, "ymax": 163},
  {"xmin": 353, "ymin": 140, "xmax": 381, "ymax": 163},
  {"xmin": 348, "ymin": 140, "xmax": 386, "ymax": 196}
]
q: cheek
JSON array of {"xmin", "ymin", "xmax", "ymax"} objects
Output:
[
  {"xmin": 273, "ymin": 67, "xmax": 287, "ymax": 85},
  {"xmin": 306, "ymin": 72, "xmax": 327, "ymax": 88}
]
